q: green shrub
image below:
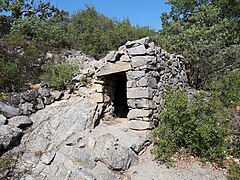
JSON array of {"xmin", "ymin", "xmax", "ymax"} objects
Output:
[
  {"xmin": 227, "ymin": 162, "xmax": 240, "ymax": 180},
  {"xmin": 0, "ymin": 58, "xmax": 19, "ymax": 92},
  {"xmin": 152, "ymin": 87, "xmax": 230, "ymax": 164},
  {"xmin": 39, "ymin": 61, "xmax": 79, "ymax": 90},
  {"xmin": 208, "ymin": 70, "xmax": 240, "ymax": 108}
]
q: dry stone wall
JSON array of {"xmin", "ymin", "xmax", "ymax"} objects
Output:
[{"xmin": 94, "ymin": 37, "xmax": 189, "ymax": 122}]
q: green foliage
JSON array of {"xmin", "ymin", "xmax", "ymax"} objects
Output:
[
  {"xmin": 158, "ymin": 0, "xmax": 240, "ymax": 88},
  {"xmin": 0, "ymin": 57, "xmax": 19, "ymax": 92},
  {"xmin": 207, "ymin": 70, "xmax": 240, "ymax": 107},
  {"xmin": 0, "ymin": 0, "xmax": 58, "ymax": 19},
  {"xmin": 70, "ymin": 6, "xmax": 155, "ymax": 58},
  {"xmin": 152, "ymin": 87, "xmax": 230, "ymax": 164},
  {"xmin": 227, "ymin": 162, "xmax": 240, "ymax": 180},
  {"xmin": 39, "ymin": 61, "xmax": 78, "ymax": 90}
]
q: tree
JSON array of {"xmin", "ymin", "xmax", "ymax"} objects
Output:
[
  {"xmin": 158, "ymin": 0, "xmax": 240, "ymax": 88},
  {"xmin": 0, "ymin": 0, "xmax": 58, "ymax": 19}
]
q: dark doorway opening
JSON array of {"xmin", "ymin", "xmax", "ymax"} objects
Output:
[{"xmin": 113, "ymin": 73, "xmax": 129, "ymax": 118}]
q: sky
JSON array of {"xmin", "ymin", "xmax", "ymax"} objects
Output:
[{"xmin": 47, "ymin": 0, "xmax": 171, "ymax": 30}]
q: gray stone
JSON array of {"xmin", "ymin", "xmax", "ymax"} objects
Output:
[
  {"xmin": 127, "ymin": 87, "xmax": 152, "ymax": 99},
  {"xmin": 148, "ymin": 77, "xmax": 157, "ymax": 88},
  {"xmin": 36, "ymin": 98, "xmax": 45, "ymax": 110},
  {"xmin": 127, "ymin": 80, "xmax": 136, "ymax": 88},
  {"xmin": 126, "ymin": 37, "xmax": 150, "ymax": 47},
  {"xmin": 92, "ymin": 133, "xmax": 138, "ymax": 171},
  {"xmin": 127, "ymin": 109, "xmax": 152, "ymax": 120},
  {"xmin": 43, "ymin": 96, "xmax": 55, "ymax": 105},
  {"xmin": 40, "ymin": 151, "xmax": 56, "ymax": 165},
  {"xmin": 105, "ymin": 51, "xmax": 117, "ymax": 62},
  {"xmin": 96, "ymin": 62, "xmax": 131, "ymax": 77},
  {"xmin": 139, "ymin": 77, "xmax": 148, "ymax": 87},
  {"xmin": 71, "ymin": 147, "xmax": 96, "ymax": 169},
  {"xmin": 0, "ymin": 125, "xmax": 22, "ymax": 150},
  {"xmin": 8, "ymin": 115, "xmax": 32, "ymax": 128},
  {"xmin": 70, "ymin": 168, "xmax": 96, "ymax": 180},
  {"xmin": 21, "ymin": 102, "xmax": 35, "ymax": 115},
  {"xmin": 38, "ymin": 88, "xmax": 50, "ymax": 97},
  {"xmin": 120, "ymin": 54, "xmax": 131, "ymax": 62},
  {"xmin": 127, "ymin": 44, "xmax": 147, "ymax": 56},
  {"xmin": 129, "ymin": 120, "xmax": 154, "ymax": 130},
  {"xmin": 131, "ymin": 56, "xmax": 156, "ymax": 68},
  {"xmin": 52, "ymin": 91, "xmax": 63, "ymax": 101},
  {"xmin": 126, "ymin": 71, "xmax": 145, "ymax": 80},
  {"xmin": 21, "ymin": 90, "xmax": 39, "ymax": 102},
  {"xmin": 0, "ymin": 101, "xmax": 20, "ymax": 118},
  {"xmin": 0, "ymin": 115, "xmax": 7, "ymax": 125}
]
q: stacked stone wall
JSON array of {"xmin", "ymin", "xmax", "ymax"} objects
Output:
[{"xmin": 95, "ymin": 37, "xmax": 189, "ymax": 122}]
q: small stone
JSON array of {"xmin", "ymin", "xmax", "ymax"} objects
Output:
[
  {"xmin": 36, "ymin": 98, "xmax": 45, "ymax": 110},
  {"xmin": 0, "ymin": 101, "xmax": 20, "ymax": 118},
  {"xmin": 38, "ymin": 88, "xmax": 50, "ymax": 97},
  {"xmin": 52, "ymin": 91, "xmax": 63, "ymax": 101},
  {"xmin": 40, "ymin": 151, "xmax": 56, "ymax": 165},
  {"xmin": 127, "ymin": 109, "xmax": 153, "ymax": 120},
  {"xmin": 43, "ymin": 96, "xmax": 55, "ymax": 105},
  {"xmin": 126, "ymin": 71, "xmax": 145, "ymax": 80},
  {"xmin": 127, "ymin": 45, "xmax": 147, "ymax": 56},
  {"xmin": 129, "ymin": 120, "xmax": 154, "ymax": 130},
  {"xmin": 21, "ymin": 102, "xmax": 35, "ymax": 115}
]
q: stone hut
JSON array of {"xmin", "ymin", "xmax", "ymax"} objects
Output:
[{"xmin": 92, "ymin": 37, "xmax": 189, "ymax": 123}]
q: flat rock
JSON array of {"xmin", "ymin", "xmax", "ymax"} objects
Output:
[
  {"xmin": 126, "ymin": 37, "xmax": 150, "ymax": 47},
  {"xmin": 52, "ymin": 92, "xmax": 62, "ymax": 101},
  {"xmin": 127, "ymin": 44, "xmax": 147, "ymax": 56},
  {"xmin": 96, "ymin": 62, "xmax": 131, "ymax": 77},
  {"xmin": 127, "ymin": 109, "xmax": 152, "ymax": 120},
  {"xmin": 0, "ymin": 125, "xmax": 22, "ymax": 150},
  {"xmin": 129, "ymin": 120, "xmax": 154, "ymax": 131},
  {"xmin": 8, "ymin": 115, "xmax": 32, "ymax": 129},
  {"xmin": 0, "ymin": 101, "xmax": 20, "ymax": 118}
]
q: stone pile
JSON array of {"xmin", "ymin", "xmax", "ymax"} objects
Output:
[
  {"xmin": 93, "ymin": 37, "xmax": 189, "ymax": 122},
  {"xmin": 0, "ymin": 87, "xmax": 64, "ymax": 152}
]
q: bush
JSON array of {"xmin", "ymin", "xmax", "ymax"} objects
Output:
[
  {"xmin": 152, "ymin": 87, "xmax": 230, "ymax": 164},
  {"xmin": 39, "ymin": 61, "xmax": 78, "ymax": 90},
  {"xmin": 208, "ymin": 70, "xmax": 240, "ymax": 108},
  {"xmin": 227, "ymin": 162, "xmax": 240, "ymax": 180},
  {"xmin": 0, "ymin": 58, "xmax": 19, "ymax": 92}
]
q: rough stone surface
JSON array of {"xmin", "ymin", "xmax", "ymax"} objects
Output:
[
  {"xmin": 8, "ymin": 116, "xmax": 32, "ymax": 128},
  {"xmin": 0, "ymin": 115, "xmax": 7, "ymax": 125},
  {"xmin": 129, "ymin": 120, "xmax": 154, "ymax": 130},
  {"xmin": 96, "ymin": 62, "xmax": 131, "ymax": 77},
  {"xmin": 127, "ymin": 45, "xmax": 147, "ymax": 55},
  {"xmin": 52, "ymin": 91, "xmax": 63, "ymax": 101},
  {"xmin": 0, "ymin": 125, "xmax": 22, "ymax": 150},
  {"xmin": 91, "ymin": 133, "xmax": 139, "ymax": 171},
  {"xmin": 21, "ymin": 90, "xmax": 39, "ymax": 102},
  {"xmin": 38, "ymin": 88, "xmax": 50, "ymax": 97},
  {"xmin": 127, "ymin": 87, "xmax": 152, "ymax": 99},
  {"xmin": 0, "ymin": 101, "xmax": 20, "ymax": 118},
  {"xmin": 127, "ymin": 109, "xmax": 152, "ymax": 120}
]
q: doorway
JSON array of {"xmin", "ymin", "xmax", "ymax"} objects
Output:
[{"xmin": 112, "ymin": 73, "xmax": 129, "ymax": 118}]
